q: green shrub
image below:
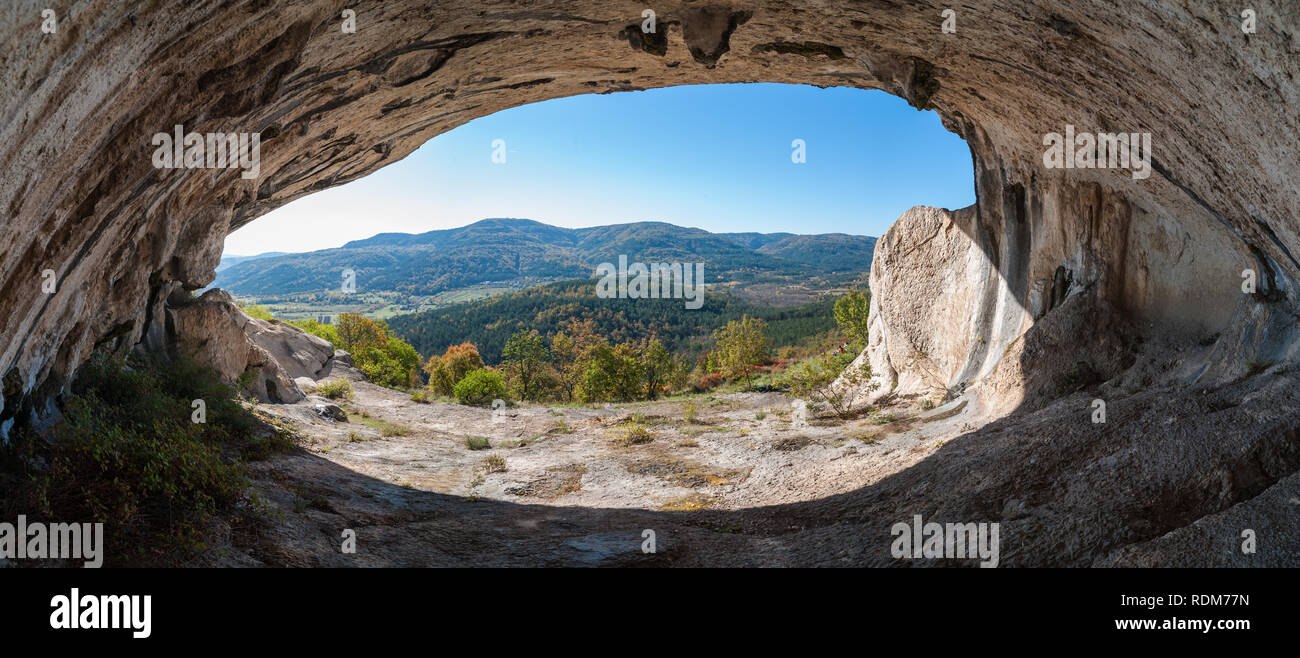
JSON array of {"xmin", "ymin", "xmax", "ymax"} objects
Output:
[
  {"xmin": 465, "ymin": 436, "xmax": 492, "ymax": 450},
  {"xmin": 4, "ymin": 353, "xmax": 275, "ymax": 564},
  {"xmin": 707, "ymin": 315, "xmax": 771, "ymax": 383},
  {"xmin": 833, "ymin": 289, "xmax": 871, "ymax": 347},
  {"xmin": 501, "ymin": 330, "xmax": 549, "ymax": 401},
  {"xmin": 424, "ymin": 342, "xmax": 484, "ymax": 397},
  {"xmin": 316, "ymin": 379, "xmax": 353, "ymax": 400},
  {"xmin": 240, "ymin": 303, "xmax": 274, "ymax": 321},
  {"xmin": 356, "ymin": 337, "xmax": 421, "ymax": 389},
  {"xmin": 335, "ymin": 313, "xmax": 420, "ymax": 389},
  {"xmin": 32, "ymin": 397, "xmax": 246, "ymax": 527},
  {"xmin": 786, "ymin": 351, "xmax": 868, "ymax": 419},
  {"xmin": 453, "ymin": 368, "xmax": 508, "ymax": 405},
  {"xmin": 577, "ymin": 343, "xmax": 644, "ymax": 402},
  {"xmin": 290, "ymin": 318, "xmax": 340, "ymax": 345}
]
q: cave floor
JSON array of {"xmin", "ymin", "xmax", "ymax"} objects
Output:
[
  {"xmin": 208, "ymin": 363, "xmax": 976, "ymax": 566},
  {"xmin": 201, "ymin": 364, "xmax": 1300, "ymax": 567}
]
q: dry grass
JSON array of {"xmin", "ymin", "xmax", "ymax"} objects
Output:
[
  {"xmin": 505, "ymin": 463, "xmax": 586, "ymax": 499},
  {"xmin": 660, "ymin": 493, "xmax": 715, "ymax": 512},
  {"xmin": 612, "ymin": 423, "xmax": 653, "ymax": 447}
]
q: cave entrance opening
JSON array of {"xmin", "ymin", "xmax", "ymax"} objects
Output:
[
  {"xmin": 219, "ymin": 82, "xmax": 973, "ymax": 348},
  {"xmin": 204, "ymin": 82, "xmax": 981, "ymax": 515}
]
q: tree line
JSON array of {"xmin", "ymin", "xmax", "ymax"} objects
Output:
[
  {"xmin": 386, "ymin": 280, "xmax": 839, "ymax": 365},
  {"xmin": 423, "ymin": 314, "xmax": 775, "ymax": 405},
  {"xmin": 287, "ymin": 288, "xmax": 874, "ymax": 410}
]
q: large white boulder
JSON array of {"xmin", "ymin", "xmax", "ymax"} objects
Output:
[{"xmin": 168, "ymin": 289, "xmax": 336, "ymax": 403}]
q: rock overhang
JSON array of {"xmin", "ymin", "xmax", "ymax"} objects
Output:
[{"xmin": 0, "ymin": 1, "xmax": 1297, "ymax": 428}]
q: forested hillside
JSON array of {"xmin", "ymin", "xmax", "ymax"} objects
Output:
[
  {"xmin": 387, "ymin": 280, "xmax": 841, "ymax": 364},
  {"xmin": 214, "ymin": 218, "xmax": 875, "ymax": 299}
]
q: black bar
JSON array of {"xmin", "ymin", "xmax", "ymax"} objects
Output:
[{"xmin": 1, "ymin": 568, "xmax": 1286, "ymax": 647}]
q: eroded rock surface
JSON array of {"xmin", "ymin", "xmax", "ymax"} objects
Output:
[
  {"xmin": 217, "ymin": 358, "xmax": 1300, "ymax": 567},
  {"xmin": 853, "ymin": 202, "xmax": 1139, "ymax": 416},
  {"xmin": 857, "ymin": 205, "xmax": 993, "ymax": 405},
  {"xmin": 168, "ymin": 289, "xmax": 333, "ymax": 403}
]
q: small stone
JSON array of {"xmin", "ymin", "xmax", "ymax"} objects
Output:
[{"xmin": 314, "ymin": 403, "xmax": 347, "ymax": 422}]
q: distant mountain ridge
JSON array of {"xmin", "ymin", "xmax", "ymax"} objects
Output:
[
  {"xmin": 215, "ymin": 251, "xmax": 288, "ymax": 272},
  {"xmin": 213, "ymin": 218, "xmax": 875, "ymax": 297}
]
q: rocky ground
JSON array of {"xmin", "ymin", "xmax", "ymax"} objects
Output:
[
  {"xmin": 197, "ymin": 356, "xmax": 1298, "ymax": 568},
  {"xmin": 205, "ymin": 362, "xmax": 982, "ymax": 567}
]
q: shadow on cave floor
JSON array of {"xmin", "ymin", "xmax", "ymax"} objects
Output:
[{"xmin": 210, "ymin": 363, "xmax": 1300, "ymax": 568}]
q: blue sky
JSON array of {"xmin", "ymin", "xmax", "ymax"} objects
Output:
[{"xmin": 224, "ymin": 83, "xmax": 974, "ymax": 255}]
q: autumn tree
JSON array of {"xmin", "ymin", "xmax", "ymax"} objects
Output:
[
  {"xmin": 357, "ymin": 337, "xmax": 421, "ymax": 388},
  {"xmin": 640, "ymin": 337, "xmax": 674, "ymax": 399},
  {"xmin": 548, "ymin": 332, "xmax": 579, "ymax": 401},
  {"xmin": 336, "ymin": 312, "xmax": 388, "ymax": 354},
  {"xmin": 424, "ymin": 342, "xmax": 484, "ymax": 396},
  {"xmin": 550, "ymin": 318, "xmax": 600, "ymax": 401},
  {"xmin": 708, "ymin": 315, "xmax": 771, "ymax": 384},
  {"xmin": 578, "ymin": 343, "xmax": 644, "ymax": 402},
  {"xmin": 335, "ymin": 313, "xmax": 420, "ymax": 388},
  {"xmin": 668, "ymin": 353, "xmax": 693, "ymax": 392},
  {"xmin": 501, "ymin": 329, "xmax": 549, "ymax": 401}
]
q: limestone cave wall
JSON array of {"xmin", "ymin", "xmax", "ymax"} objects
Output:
[{"xmin": 1, "ymin": 1, "xmax": 1297, "ymax": 433}]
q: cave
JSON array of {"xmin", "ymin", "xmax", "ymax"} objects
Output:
[{"xmin": 2, "ymin": 1, "xmax": 1297, "ymax": 566}]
